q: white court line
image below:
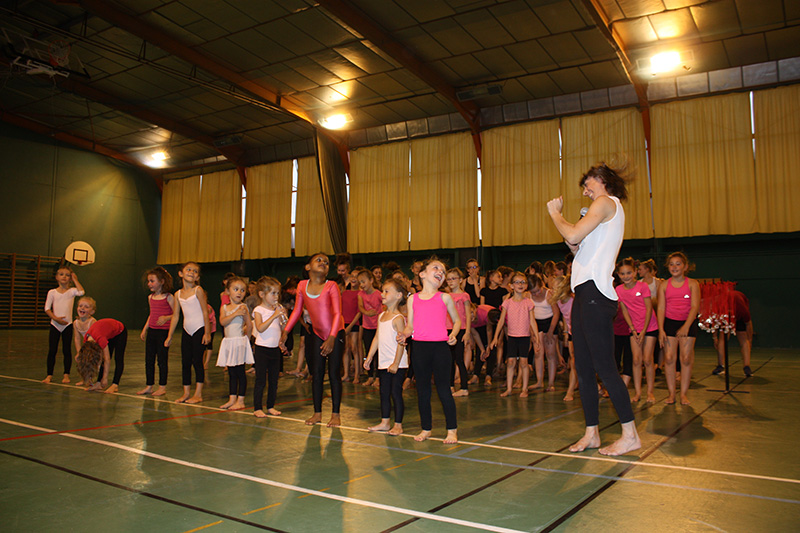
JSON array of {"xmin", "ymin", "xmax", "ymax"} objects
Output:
[
  {"xmin": 0, "ymin": 417, "xmax": 526, "ymax": 533},
  {"xmin": 2, "ymin": 373, "xmax": 799, "ymax": 487}
]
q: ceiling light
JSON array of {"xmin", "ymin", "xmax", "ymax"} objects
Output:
[
  {"xmin": 151, "ymin": 150, "xmax": 168, "ymax": 161},
  {"xmin": 319, "ymin": 113, "xmax": 352, "ymax": 130},
  {"xmin": 650, "ymin": 52, "xmax": 681, "ymax": 74}
]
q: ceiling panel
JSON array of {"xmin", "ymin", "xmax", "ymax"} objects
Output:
[
  {"xmin": 724, "ymin": 34, "xmax": 769, "ymax": 67},
  {"xmin": 490, "ymin": 1, "xmax": 549, "ymax": 41},
  {"xmin": 648, "ymin": 8, "xmax": 699, "ymax": 41},
  {"xmin": 735, "ymin": 0, "xmax": 785, "ymax": 34},
  {"xmin": 548, "ymin": 67, "xmax": 593, "ymax": 93},
  {"xmin": 539, "ymin": 33, "xmax": 592, "ymax": 67},
  {"xmin": 353, "ymin": 0, "xmax": 418, "ymax": 31},
  {"xmin": 392, "ymin": 26, "xmax": 451, "ymax": 61},
  {"xmin": 308, "ymin": 50, "xmax": 366, "ymax": 81},
  {"xmin": 455, "ymin": 9, "xmax": 515, "ymax": 48},
  {"xmin": 690, "ymin": 0, "xmax": 742, "ymax": 42},
  {"xmin": 506, "ymin": 40, "xmax": 558, "ymax": 72},
  {"xmin": 424, "ymin": 18, "xmax": 483, "ymax": 55},
  {"xmin": 473, "ymin": 48, "xmax": 526, "ymax": 79},
  {"xmin": 334, "ymin": 41, "xmax": 395, "ymax": 74},
  {"xmin": 765, "ymin": 26, "xmax": 800, "ymax": 61},
  {"xmin": 397, "ymin": 0, "xmax": 457, "ymax": 23},
  {"xmin": 533, "ymin": 1, "xmax": 588, "ymax": 34},
  {"xmin": 516, "ymin": 72, "xmax": 562, "ymax": 98}
]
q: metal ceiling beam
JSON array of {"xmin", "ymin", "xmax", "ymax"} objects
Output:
[
  {"xmin": 0, "ymin": 105, "xmax": 162, "ymax": 189},
  {"xmin": 317, "ymin": 0, "xmax": 481, "ymax": 135}
]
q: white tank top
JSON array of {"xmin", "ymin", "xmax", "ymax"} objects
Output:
[
  {"xmin": 571, "ymin": 196, "xmax": 624, "ymax": 301},
  {"xmin": 378, "ymin": 312, "xmax": 408, "ymax": 369},
  {"xmin": 179, "ymin": 287, "xmax": 204, "ymax": 335}
]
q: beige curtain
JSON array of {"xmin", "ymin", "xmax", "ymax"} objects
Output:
[
  {"xmin": 753, "ymin": 85, "xmax": 800, "ymax": 233},
  {"xmin": 409, "ymin": 132, "xmax": 478, "ymax": 250},
  {"xmin": 561, "ymin": 108, "xmax": 651, "ymax": 240},
  {"xmin": 348, "ymin": 142, "xmax": 410, "ymax": 253},
  {"xmin": 650, "ymin": 93, "xmax": 757, "ymax": 238},
  {"xmin": 482, "ymin": 120, "xmax": 562, "ymax": 246},
  {"xmin": 243, "ymin": 161, "xmax": 293, "ymax": 259},
  {"xmin": 196, "ymin": 170, "xmax": 242, "ymax": 262},
  {"xmin": 295, "ymin": 156, "xmax": 334, "ymax": 257},
  {"xmin": 157, "ymin": 175, "xmax": 201, "ymax": 264}
]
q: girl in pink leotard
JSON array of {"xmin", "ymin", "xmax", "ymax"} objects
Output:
[{"xmin": 280, "ymin": 253, "xmax": 345, "ymax": 427}]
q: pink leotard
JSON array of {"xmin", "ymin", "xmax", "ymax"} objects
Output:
[
  {"xmin": 341, "ymin": 289, "xmax": 360, "ymax": 325},
  {"xmin": 615, "ymin": 281, "xmax": 657, "ymax": 332},
  {"xmin": 412, "ymin": 292, "xmax": 448, "ymax": 342},
  {"xmin": 284, "ymin": 280, "xmax": 344, "ymax": 339},
  {"xmin": 665, "ymin": 278, "xmax": 692, "ymax": 321},
  {"xmin": 359, "ymin": 289, "xmax": 382, "ymax": 330},
  {"xmin": 500, "ymin": 297, "xmax": 534, "ymax": 337},
  {"xmin": 148, "ymin": 296, "xmax": 172, "ymax": 330},
  {"xmin": 446, "ymin": 292, "xmax": 470, "ymax": 329}
]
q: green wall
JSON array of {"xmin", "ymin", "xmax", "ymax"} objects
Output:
[{"xmin": 0, "ymin": 123, "xmax": 161, "ymax": 327}]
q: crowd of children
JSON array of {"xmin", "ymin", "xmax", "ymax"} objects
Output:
[{"xmin": 43, "ymin": 249, "xmax": 751, "ymax": 445}]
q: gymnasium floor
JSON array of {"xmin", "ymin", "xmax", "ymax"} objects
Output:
[{"xmin": 0, "ymin": 330, "xmax": 797, "ymax": 532}]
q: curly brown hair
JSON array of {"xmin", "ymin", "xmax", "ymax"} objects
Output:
[{"xmin": 76, "ymin": 340, "xmax": 104, "ymax": 384}]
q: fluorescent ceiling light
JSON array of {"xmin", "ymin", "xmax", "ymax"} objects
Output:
[
  {"xmin": 319, "ymin": 113, "xmax": 351, "ymax": 130},
  {"xmin": 651, "ymin": 52, "xmax": 681, "ymax": 74},
  {"xmin": 151, "ymin": 150, "xmax": 168, "ymax": 161}
]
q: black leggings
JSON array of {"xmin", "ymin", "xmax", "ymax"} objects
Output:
[
  {"xmin": 413, "ymin": 340, "xmax": 457, "ymax": 431},
  {"xmin": 253, "ymin": 345, "xmax": 281, "ymax": 411},
  {"xmin": 448, "ymin": 330, "xmax": 468, "ymax": 389},
  {"xmin": 614, "ymin": 334, "xmax": 633, "ymax": 377},
  {"xmin": 228, "ymin": 365, "xmax": 247, "ymax": 397},
  {"xmin": 308, "ymin": 331, "xmax": 345, "ymax": 413},
  {"xmin": 181, "ymin": 329, "xmax": 205, "ymax": 386},
  {"xmin": 572, "ymin": 281, "xmax": 634, "ymax": 426},
  {"xmin": 362, "ymin": 328, "xmax": 377, "ymax": 377},
  {"xmin": 145, "ymin": 329, "xmax": 169, "ymax": 386},
  {"xmin": 47, "ymin": 324, "xmax": 73, "ymax": 375},
  {"xmin": 379, "ymin": 368, "xmax": 407, "ymax": 422},
  {"xmin": 98, "ymin": 327, "xmax": 127, "ymax": 386}
]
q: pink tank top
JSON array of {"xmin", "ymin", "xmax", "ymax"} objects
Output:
[
  {"xmin": 446, "ymin": 292, "xmax": 470, "ymax": 329},
  {"xmin": 342, "ymin": 289, "xmax": 359, "ymax": 324},
  {"xmin": 359, "ymin": 289, "xmax": 382, "ymax": 330},
  {"xmin": 412, "ymin": 292, "xmax": 448, "ymax": 342},
  {"xmin": 665, "ymin": 278, "xmax": 692, "ymax": 321},
  {"xmin": 148, "ymin": 296, "xmax": 172, "ymax": 330}
]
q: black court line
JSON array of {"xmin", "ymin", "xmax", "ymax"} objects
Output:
[
  {"xmin": 540, "ymin": 357, "xmax": 771, "ymax": 532},
  {"xmin": 380, "ymin": 361, "xmax": 750, "ymax": 533},
  {"xmin": 0, "ymin": 447, "xmax": 288, "ymax": 533}
]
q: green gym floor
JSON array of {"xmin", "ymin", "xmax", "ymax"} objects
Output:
[{"xmin": 0, "ymin": 330, "xmax": 798, "ymax": 532}]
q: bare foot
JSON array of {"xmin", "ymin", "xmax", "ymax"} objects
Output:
[
  {"xmin": 569, "ymin": 434, "xmax": 601, "ymax": 453},
  {"xmin": 220, "ymin": 398, "xmax": 235, "ymax": 409},
  {"xmin": 353, "ymin": 376, "xmax": 361, "ymax": 385},
  {"xmin": 138, "ymin": 386, "xmax": 153, "ymax": 396},
  {"xmin": 388, "ymin": 423, "xmax": 403, "ymax": 436},
  {"xmin": 452, "ymin": 389, "xmax": 469, "ymax": 397},
  {"xmin": 76, "ymin": 380, "xmax": 85, "ymax": 387},
  {"xmin": 368, "ymin": 422, "xmax": 391, "ymax": 432},
  {"xmin": 520, "ymin": 390, "xmax": 529, "ymax": 398},
  {"xmin": 403, "ymin": 378, "xmax": 414, "ymax": 390},
  {"xmin": 528, "ymin": 383, "xmax": 543, "ymax": 390},
  {"xmin": 646, "ymin": 393, "xmax": 656, "ymax": 403},
  {"xmin": 563, "ymin": 392, "xmax": 574, "ymax": 401},
  {"xmin": 599, "ymin": 434, "xmax": 642, "ymax": 456},
  {"xmin": 230, "ymin": 401, "xmax": 246, "ymax": 410},
  {"xmin": 267, "ymin": 408, "xmax": 281, "ymax": 415},
  {"xmin": 484, "ymin": 377, "xmax": 492, "ymax": 386},
  {"xmin": 87, "ymin": 382, "xmax": 103, "ymax": 392},
  {"xmin": 680, "ymin": 394, "xmax": 691, "ymax": 405},
  {"xmin": 254, "ymin": 409, "xmax": 269, "ymax": 418},
  {"xmin": 104, "ymin": 384, "xmax": 118, "ymax": 394},
  {"xmin": 545, "ymin": 385, "xmax": 555, "ymax": 392},
  {"xmin": 327, "ymin": 414, "xmax": 341, "ymax": 427},
  {"xmin": 153, "ymin": 386, "xmax": 167, "ymax": 397},
  {"xmin": 175, "ymin": 393, "xmax": 190, "ymax": 403},
  {"xmin": 444, "ymin": 429, "xmax": 458, "ymax": 444},
  {"xmin": 306, "ymin": 412, "xmax": 322, "ymax": 425},
  {"xmin": 665, "ymin": 395, "xmax": 676, "ymax": 405},
  {"xmin": 468, "ymin": 375, "xmax": 479, "ymax": 385},
  {"xmin": 186, "ymin": 395, "xmax": 203, "ymax": 404},
  {"xmin": 414, "ymin": 430, "xmax": 432, "ymax": 442},
  {"xmin": 500, "ymin": 389, "xmax": 513, "ymax": 397},
  {"xmin": 246, "ymin": 367, "xmax": 256, "ymax": 374},
  {"xmin": 42, "ymin": 375, "xmax": 52, "ymax": 384},
  {"xmin": 631, "ymin": 394, "xmax": 641, "ymax": 402},
  {"xmin": 61, "ymin": 374, "xmax": 70, "ymax": 384}
]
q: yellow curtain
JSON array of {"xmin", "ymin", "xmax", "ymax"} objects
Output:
[
  {"xmin": 243, "ymin": 161, "xmax": 293, "ymax": 259},
  {"xmin": 295, "ymin": 156, "xmax": 334, "ymax": 257},
  {"xmin": 409, "ymin": 132, "xmax": 478, "ymax": 250},
  {"xmin": 561, "ymin": 108, "xmax": 651, "ymax": 240},
  {"xmin": 650, "ymin": 93, "xmax": 757, "ymax": 237},
  {"xmin": 157, "ymin": 175, "xmax": 201, "ymax": 264},
  {"xmin": 196, "ymin": 169, "xmax": 241, "ymax": 262},
  {"xmin": 348, "ymin": 142, "xmax": 410, "ymax": 253},
  {"xmin": 753, "ymin": 85, "xmax": 800, "ymax": 233},
  {"xmin": 481, "ymin": 120, "xmax": 561, "ymax": 246}
]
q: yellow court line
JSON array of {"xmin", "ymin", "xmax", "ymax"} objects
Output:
[
  {"xmin": 298, "ymin": 488, "xmax": 329, "ymax": 499},
  {"xmin": 344, "ymin": 474, "xmax": 372, "ymax": 484},
  {"xmin": 182, "ymin": 520, "xmax": 223, "ymax": 533},
  {"xmin": 416, "ymin": 455, "xmax": 432, "ymax": 462},
  {"xmin": 384, "ymin": 464, "xmax": 405, "ymax": 471},
  {"xmin": 242, "ymin": 502, "xmax": 281, "ymax": 515}
]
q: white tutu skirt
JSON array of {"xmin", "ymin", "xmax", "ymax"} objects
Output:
[{"xmin": 216, "ymin": 336, "xmax": 254, "ymax": 367}]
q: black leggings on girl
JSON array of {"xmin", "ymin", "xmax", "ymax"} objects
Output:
[
  {"xmin": 572, "ymin": 281, "xmax": 634, "ymax": 426},
  {"xmin": 253, "ymin": 345, "xmax": 281, "ymax": 411},
  {"xmin": 145, "ymin": 329, "xmax": 169, "ymax": 386},
  {"xmin": 181, "ymin": 329, "xmax": 205, "ymax": 386},
  {"xmin": 47, "ymin": 324, "xmax": 73, "ymax": 375},
  {"xmin": 308, "ymin": 331, "xmax": 345, "ymax": 413},
  {"xmin": 97, "ymin": 327, "xmax": 128, "ymax": 385},
  {"xmin": 362, "ymin": 328, "xmax": 377, "ymax": 377},
  {"xmin": 379, "ymin": 368, "xmax": 407, "ymax": 421},
  {"xmin": 413, "ymin": 340, "xmax": 457, "ymax": 431},
  {"xmin": 228, "ymin": 364, "xmax": 246, "ymax": 396},
  {"xmin": 448, "ymin": 330, "xmax": 468, "ymax": 389}
]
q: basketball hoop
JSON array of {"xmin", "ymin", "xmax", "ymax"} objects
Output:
[{"xmin": 48, "ymin": 39, "xmax": 70, "ymax": 68}]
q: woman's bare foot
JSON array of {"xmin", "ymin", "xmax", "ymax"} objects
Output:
[
  {"xmin": 230, "ymin": 400, "xmax": 246, "ymax": 410},
  {"xmin": 327, "ymin": 414, "xmax": 341, "ymax": 427},
  {"xmin": 414, "ymin": 430, "xmax": 432, "ymax": 442},
  {"xmin": 104, "ymin": 384, "xmax": 118, "ymax": 394},
  {"xmin": 665, "ymin": 394, "xmax": 676, "ymax": 405},
  {"xmin": 563, "ymin": 392, "xmax": 574, "ymax": 401},
  {"xmin": 306, "ymin": 412, "xmax": 322, "ymax": 425},
  {"xmin": 520, "ymin": 390, "xmax": 529, "ymax": 398},
  {"xmin": 42, "ymin": 375, "xmax": 52, "ymax": 384},
  {"xmin": 388, "ymin": 423, "xmax": 403, "ymax": 436},
  {"xmin": 153, "ymin": 386, "xmax": 167, "ymax": 397},
  {"xmin": 444, "ymin": 429, "xmax": 458, "ymax": 444},
  {"xmin": 254, "ymin": 409, "xmax": 268, "ymax": 418},
  {"xmin": 452, "ymin": 389, "xmax": 469, "ymax": 397},
  {"xmin": 61, "ymin": 374, "xmax": 70, "ymax": 384},
  {"xmin": 569, "ymin": 427, "xmax": 601, "ymax": 452},
  {"xmin": 680, "ymin": 394, "xmax": 691, "ymax": 405},
  {"xmin": 87, "ymin": 382, "xmax": 103, "ymax": 392},
  {"xmin": 468, "ymin": 375, "xmax": 479, "ymax": 385},
  {"xmin": 186, "ymin": 395, "xmax": 203, "ymax": 404},
  {"xmin": 138, "ymin": 386, "xmax": 153, "ymax": 395},
  {"xmin": 175, "ymin": 393, "xmax": 190, "ymax": 403},
  {"xmin": 368, "ymin": 420, "xmax": 392, "ymax": 432},
  {"xmin": 220, "ymin": 397, "xmax": 235, "ymax": 409},
  {"xmin": 599, "ymin": 434, "xmax": 641, "ymax": 456},
  {"xmin": 631, "ymin": 394, "xmax": 641, "ymax": 402},
  {"xmin": 267, "ymin": 408, "xmax": 281, "ymax": 415},
  {"xmin": 500, "ymin": 389, "xmax": 513, "ymax": 397}
]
